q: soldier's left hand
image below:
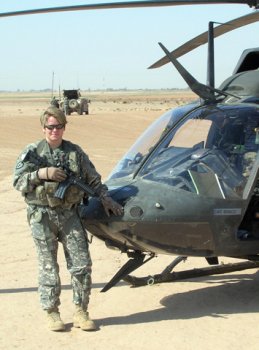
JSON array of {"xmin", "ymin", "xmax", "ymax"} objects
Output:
[{"xmin": 101, "ymin": 196, "xmax": 124, "ymax": 217}]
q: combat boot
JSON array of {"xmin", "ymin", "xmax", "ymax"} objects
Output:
[
  {"xmin": 73, "ymin": 305, "xmax": 96, "ymax": 331},
  {"xmin": 46, "ymin": 307, "xmax": 65, "ymax": 331}
]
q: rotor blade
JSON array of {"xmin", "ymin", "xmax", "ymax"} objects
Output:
[
  {"xmin": 149, "ymin": 10, "xmax": 259, "ymax": 69},
  {"xmin": 0, "ymin": 1, "xmax": 256, "ymax": 19}
]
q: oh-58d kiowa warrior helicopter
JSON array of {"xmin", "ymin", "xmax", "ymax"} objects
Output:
[{"xmin": 2, "ymin": 1, "xmax": 259, "ymax": 291}]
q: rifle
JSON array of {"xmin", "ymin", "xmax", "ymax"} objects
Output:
[
  {"xmin": 23, "ymin": 149, "xmax": 98, "ymax": 199},
  {"xmin": 54, "ymin": 172, "xmax": 97, "ymax": 199}
]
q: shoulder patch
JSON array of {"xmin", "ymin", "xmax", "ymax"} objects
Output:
[{"xmin": 16, "ymin": 161, "xmax": 24, "ymax": 169}]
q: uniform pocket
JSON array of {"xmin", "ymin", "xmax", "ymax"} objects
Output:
[
  {"xmin": 27, "ymin": 207, "xmax": 43, "ymax": 224},
  {"xmin": 44, "ymin": 182, "xmax": 62, "ymax": 207}
]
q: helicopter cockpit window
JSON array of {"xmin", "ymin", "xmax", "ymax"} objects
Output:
[
  {"xmin": 108, "ymin": 104, "xmax": 197, "ymax": 180},
  {"xmin": 140, "ymin": 105, "xmax": 259, "ymax": 199},
  {"xmin": 168, "ymin": 119, "xmax": 212, "ymax": 148}
]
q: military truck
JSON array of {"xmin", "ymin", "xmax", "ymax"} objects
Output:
[{"xmin": 59, "ymin": 89, "xmax": 89, "ymax": 115}]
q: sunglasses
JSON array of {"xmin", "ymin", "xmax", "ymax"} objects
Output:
[{"xmin": 44, "ymin": 124, "xmax": 64, "ymax": 130}]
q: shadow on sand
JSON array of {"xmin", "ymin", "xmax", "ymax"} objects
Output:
[
  {"xmin": 0, "ymin": 281, "xmax": 109, "ymax": 294},
  {"xmin": 2, "ymin": 271, "xmax": 259, "ymax": 325},
  {"xmin": 97, "ymin": 271, "xmax": 259, "ymax": 325}
]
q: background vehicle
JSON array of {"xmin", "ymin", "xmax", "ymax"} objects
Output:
[{"xmin": 59, "ymin": 89, "xmax": 90, "ymax": 115}]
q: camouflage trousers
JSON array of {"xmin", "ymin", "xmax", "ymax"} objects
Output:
[{"xmin": 27, "ymin": 204, "xmax": 92, "ymax": 311}]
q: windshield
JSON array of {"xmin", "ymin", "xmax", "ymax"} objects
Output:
[
  {"xmin": 108, "ymin": 103, "xmax": 198, "ymax": 180},
  {"xmin": 139, "ymin": 104, "xmax": 259, "ymax": 199}
]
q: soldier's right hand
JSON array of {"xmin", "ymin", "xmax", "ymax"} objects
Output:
[{"xmin": 38, "ymin": 167, "xmax": 67, "ymax": 182}]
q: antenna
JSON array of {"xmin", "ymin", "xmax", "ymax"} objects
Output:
[
  {"xmin": 207, "ymin": 21, "xmax": 215, "ymax": 89},
  {"xmin": 51, "ymin": 71, "xmax": 54, "ymax": 98}
]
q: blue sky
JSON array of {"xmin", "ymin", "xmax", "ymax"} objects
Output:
[{"xmin": 0, "ymin": 1, "xmax": 258, "ymax": 91}]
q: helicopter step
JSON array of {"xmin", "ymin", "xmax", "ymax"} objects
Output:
[{"xmin": 101, "ymin": 251, "xmax": 155, "ymax": 292}]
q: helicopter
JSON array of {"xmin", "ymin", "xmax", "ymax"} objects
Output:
[
  {"xmin": 2, "ymin": 1, "xmax": 259, "ymax": 291},
  {"xmin": 79, "ymin": 1, "xmax": 259, "ymax": 291}
]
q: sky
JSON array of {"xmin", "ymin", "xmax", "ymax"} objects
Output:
[{"xmin": 0, "ymin": 1, "xmax": 258, "ymax": 91}]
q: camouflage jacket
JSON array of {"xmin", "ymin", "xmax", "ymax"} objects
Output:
[{"xmin": 13, "ymin": 139, "xmax": 108, "ymax": 207}]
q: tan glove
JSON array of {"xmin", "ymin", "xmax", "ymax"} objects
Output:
[
  {"xmin": 38, "ymin": 167, "xmax": 67, "ymax": 182},
  {"xmin": 101, "ymin": 195, "xmax": 124, "ymax": 217}
]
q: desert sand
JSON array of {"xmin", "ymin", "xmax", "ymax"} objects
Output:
[{"xmin": 1, "ymin": 90, "xmax": 259, "ymax": 350}]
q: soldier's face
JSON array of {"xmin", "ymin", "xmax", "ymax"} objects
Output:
[{"xmin": 43, "ymin": 116, "xmax": 65, "ymax": 146}]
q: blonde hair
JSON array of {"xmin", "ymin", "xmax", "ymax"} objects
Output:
[{"xmin": 40, "ymin": 106, "xmax": 67, "ymax": 127}]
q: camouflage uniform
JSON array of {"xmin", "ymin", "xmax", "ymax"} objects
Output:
[
  {"xmin": 13, "ymin": 139, "xmax": 107, "ymax": 311},
  {"xmin": 63, "ymin": 97, "xmax": 69, "ymax": 116},
  {"xmin": 50, "ymin": 97, "xmax": 59, "ymax": 108}
]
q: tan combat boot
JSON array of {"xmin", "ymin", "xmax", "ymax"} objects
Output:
[
  {"xmin": 73, "ymin": 305, "xmax": 96, "ymax": 331},
  {"xmin": 46, "ymin": 307, "xmax": 65, "ymax": 331}
]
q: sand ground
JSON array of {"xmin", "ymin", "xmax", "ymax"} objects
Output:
[{"xmin": 1, "ymin": 90, "xmax": 259, "ymax": 350}]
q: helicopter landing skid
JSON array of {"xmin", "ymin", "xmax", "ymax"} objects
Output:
[{"xmin": 123, "ymin": 257, "xmax": 259, "ymax": 287}]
